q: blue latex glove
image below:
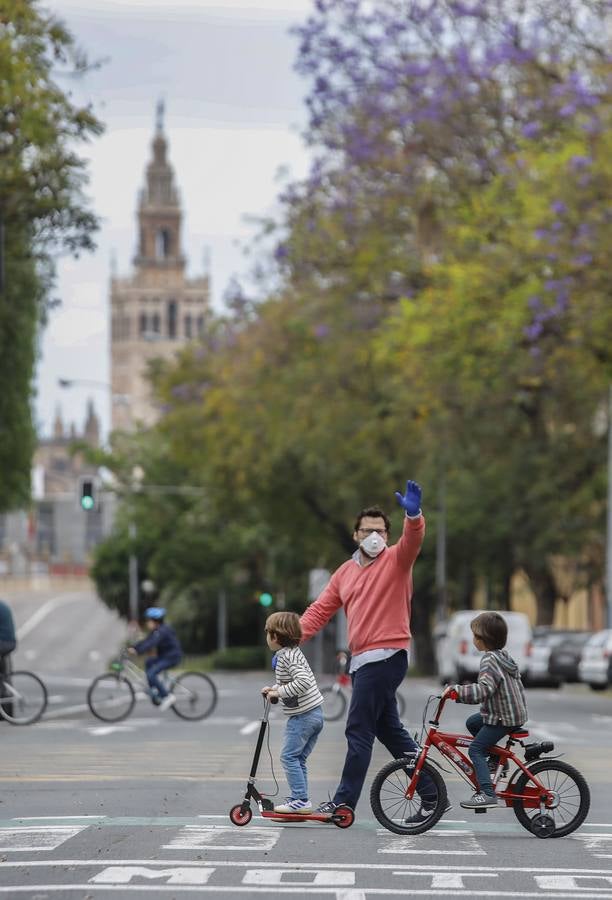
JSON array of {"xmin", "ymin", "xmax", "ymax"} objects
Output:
[{"xmin": 395, "ymin": 480, "xmax": 422, "ymax": 517}]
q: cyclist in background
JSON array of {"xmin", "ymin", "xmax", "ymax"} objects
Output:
[
  {"xmin": 128, "ymin": 607, "xmax": 182, "ymax": 711},
  {"xmin": 0, "ymin": 599, "xmax": 17, "ymax": 681}
]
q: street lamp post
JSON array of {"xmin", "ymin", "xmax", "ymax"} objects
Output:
[{"xmin": 607, "ymin": 385, "xmax": 612, "ymax": 628}]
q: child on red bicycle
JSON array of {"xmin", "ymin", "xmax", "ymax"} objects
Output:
[{"xmin": 444, "ymin": 611, "xmax": 528, "ymax": 810}]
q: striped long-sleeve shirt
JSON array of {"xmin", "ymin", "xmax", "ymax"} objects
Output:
[
  {"xmin": 454, "ymin": 649, "xmax": 528, "ymax": 727},
  {"xmin": 274, "ymin": 646, "xmax": 323, "ymax": 716}
]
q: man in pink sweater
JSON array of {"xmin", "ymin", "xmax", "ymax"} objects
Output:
[{"xmin": 300, "ymin": 480, "xmax": 438, "ymax": 821}]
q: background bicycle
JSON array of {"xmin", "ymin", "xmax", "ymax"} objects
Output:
[
  {"xmin": 320, "ymin": 650, "xmax": 406, "ymax": 721},
  {"xmin": 0, "ymin": 656, "xmax": 48, "ymax": 725},
  {"xmin": 87, "ymin": 650, "xmax": 217, "ymax": 722},
  {"xmin": 370, "ymin": 693, "xmax": 590, "ymax": 839}
]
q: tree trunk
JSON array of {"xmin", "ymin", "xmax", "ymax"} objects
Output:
[{"xmin": 523, "ymin": 564, "xmax": 557, "ymax": 625}]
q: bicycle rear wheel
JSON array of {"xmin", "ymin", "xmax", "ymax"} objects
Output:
[
  {"xmin": 511, "ymin": 759, "xmax": 590, "ymax": 838},
  {"xmin": 172, "ymin": 672, "xmax": 217, "ymax": 720},
  {"xmin": 321, "ymin": 684, "xmax": 347, "ymax": 721},
  {"xmin": 0, "ymin": 671, "xmax": 48, "ymax": 724},
  {"xmin": 87, "ymin": 673, "xmax": 136, "ymax": 722},
  {"xmin": 370, "ymin": 758, "xmax": 447, "ymax": 835}
]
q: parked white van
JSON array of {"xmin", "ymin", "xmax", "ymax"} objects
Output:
[{"xmin": 435, "ymin": 610, "xmax": 533, "ymax": 684}]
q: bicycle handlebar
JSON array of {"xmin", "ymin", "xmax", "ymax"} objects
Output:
[{"xmin": 429, "ymin": 694, "xmax": 450, "ymax": 724}]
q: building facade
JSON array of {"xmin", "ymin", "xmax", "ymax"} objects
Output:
[
  {"xmin": 0, "ymin": 402, "xmax": 111, "ymax": 575},
  {"xmin": 110, "ymin": 103, "xmax": 210, "ymax": 431}
]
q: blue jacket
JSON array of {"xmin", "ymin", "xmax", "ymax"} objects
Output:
[
  {"xmin": 132, "ymin": 624, "xmax": 182, "ymax": 662},
  {"xmin": 0, "ymin": 600, "xmax": 16, "ymax": 644}
]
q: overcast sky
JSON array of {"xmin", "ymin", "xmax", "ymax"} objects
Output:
[{"xmin": 37, "ymin": 0, "xmax": 314, "ymax": 440}]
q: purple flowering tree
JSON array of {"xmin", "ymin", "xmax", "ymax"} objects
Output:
[{"xmin": 294, "ymin": 0, "xmax": 608, "ymax": 179}]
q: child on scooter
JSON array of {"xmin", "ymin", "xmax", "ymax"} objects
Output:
[{"xmin": 261, "ymin": 611, "xmax": 324, "ymax": 814}]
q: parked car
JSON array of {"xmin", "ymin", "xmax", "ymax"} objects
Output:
[
  {"xmin": 577, "ymin": 629, "xmax": 612, "ymax": 691},
  {"xmin": 435, "ymin": 610, "xmax": 532, "ymax": 684},
  {"xmin": 524, "ymin": 629, "xmax": 589, "ymax": 688},
  {"xmin": 547, "ymin": 631, "xmax": 593, "ymax": 683}
]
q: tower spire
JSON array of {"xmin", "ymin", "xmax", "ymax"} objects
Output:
[
  {"xmin": 156, "ymin": 98, "xmax": 165, "ymax": 134},
  {"xmin": 133, "ymin": 101, "xmax": 185, "ymax": 271}
]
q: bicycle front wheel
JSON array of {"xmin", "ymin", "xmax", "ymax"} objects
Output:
[
  {"xmin": 87, "ymin": 673, "xmax": 136, "ymax": 722},
  {"xmin": 321, "ymin": 685, "xmax": 347, "ymax": 721},
  {"xmin": 172, "ymin": 672, "xmax": 217, "ymax": 720},
  {"xmin": 0, "ymin": 671, "xmax": 48, "ymax": 724},
  {"xmin": 370, "ymin": 758, "xmax": 447, "ymax": 835},
  {"xmin": 512, "ymin": 759, "xmax": 590, "ymax": 838}
]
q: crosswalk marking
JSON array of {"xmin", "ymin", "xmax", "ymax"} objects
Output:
[
  {"xmin": 163, "ymin": 825, "xmax": 281, "ymax": 851},
  {"xmin": 377, "ymin": 828, "xmax": 486, "ymax": 855},
  {"xmin": 570, "ymin": 833, "xmax": 612, "ymax": 858},
  {"xmin": 0, "ymin": 826, "xmax": 88, "ymax": 851}
]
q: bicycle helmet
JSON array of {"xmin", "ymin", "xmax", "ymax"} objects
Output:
[{"xmin": 144, "ymin": 607, "xmax": 166, "ymax": 620}]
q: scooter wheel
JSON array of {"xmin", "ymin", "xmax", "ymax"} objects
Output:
[
  {"xmin": 332, "ymin": 805, "xmax": 355, "ymax": 828},
  {"xmin": 229, "ymin": 804, "xmax": 252, "ymax": 826}
]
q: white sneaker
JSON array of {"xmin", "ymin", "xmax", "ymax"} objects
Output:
[
  {"xmin": 273, "ymin": 798, "xmax": 312, "ymax": 814},
  {"xmin": 159, "ymin": 693, "xmax": 176, "ymax": 712}
]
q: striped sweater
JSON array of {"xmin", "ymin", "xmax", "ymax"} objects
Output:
[
  {"xmin": 274, "ymin": 646, "xmax": 324, "ymax": 716},
  {"xmin": 454, "ymin": 649, "xmax": 528, "ymax": 727}
]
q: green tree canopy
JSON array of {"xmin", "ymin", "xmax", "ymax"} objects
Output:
[{"xmin": 0, "ymin": 0, "xmax": 102, "ymax": 511}]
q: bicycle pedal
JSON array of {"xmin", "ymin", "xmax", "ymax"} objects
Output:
[{"xmin": 474, "ymin": 808, "xmax": 487, "ymax": 814}]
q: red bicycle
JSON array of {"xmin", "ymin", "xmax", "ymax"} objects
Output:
[{"xmin": 370, "ymin": 694, "xmax": 590, "ymax": 839}]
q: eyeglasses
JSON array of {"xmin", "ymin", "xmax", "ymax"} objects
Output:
[{"xmin": 357, "ymin": 528, "xmax": 388, "ymax": 536}]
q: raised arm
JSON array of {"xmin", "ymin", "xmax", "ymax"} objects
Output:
[
  {"xmin": 299, "ymin": 574, "xmax": 343, "ymax": 643},
  {"xmin": 393, "ymin": 479, "xmax": 426, "ymax": 570}
]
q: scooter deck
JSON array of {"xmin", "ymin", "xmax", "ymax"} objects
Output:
[{"xmin": 263, "ymin": 811, "xmax": 334, "ymax": 823}]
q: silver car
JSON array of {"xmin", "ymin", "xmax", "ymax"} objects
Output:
[{"xmin": 577, "ymin": 629, "xmax": 612, "ymax": 691}]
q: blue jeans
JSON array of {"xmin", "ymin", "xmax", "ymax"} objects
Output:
[
  {"xmin": 333, "ymin": 650, "xmax": 435, "ymax": 810},
  {"xmin": 145, "ymin": 656, "xmax": 180, "ymax": 699},
  {"xmin": 280, "ymin": 706, "xmax": 324, "ymax": 800},
  {"xmin": 466, "ymin": 713, "xmax": 515, "ymax": 796}
]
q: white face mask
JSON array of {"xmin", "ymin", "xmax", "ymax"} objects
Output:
[{"xmin": 359, "ymin": 530, "xmax": 387, "ymax": 558}]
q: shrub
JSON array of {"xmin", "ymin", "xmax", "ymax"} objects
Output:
[{"xmin": 210, "ymin": 645, "xmax": 269, "ymax": 671}]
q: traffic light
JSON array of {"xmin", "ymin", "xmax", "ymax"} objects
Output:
[
  {"xmin": 79, "ymin": 477, "xmax": 96, "ymax": 511},
  {"xmin": 258, "ymin": 591, "xmax": 273, "ymax": 608}
]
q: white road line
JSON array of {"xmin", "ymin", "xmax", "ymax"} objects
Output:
[
  {"xmin": 89, "ymin": 725, "xmax": 134, "ymax": 736},
  {"xmin": 3, "ymin": 860, "xmax": 612, "ymax": 875},
  {"xmin": 42, "ymin": 702, "xmax": 91, "ymax": 719},
  {"xmin": 0, "ymin": 887, "xmax": 611, "ymax": 897},
  {"xmin": 16, "ymin": 816, "xmax": 105, "ymax": 820},
  {"xmin": 241, "ymin": 720, "xmax": 261, "ymax": 735},
  {"xmin": 16, "ymin": 594, "xmax": 84, "ymax": 640}
]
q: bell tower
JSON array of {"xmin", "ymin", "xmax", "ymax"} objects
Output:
[
  {"xmin": 109, "ymin": 101, "xmax": 210, "ymax": 431},
  {"xmin": 134, "ymin": 101, "xmax": 185, "ymax": 274}
]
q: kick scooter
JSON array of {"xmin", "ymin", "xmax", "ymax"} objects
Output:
[{"xmin": 229, "ymin": 696, "xmax": 355, "ymax": 828}]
